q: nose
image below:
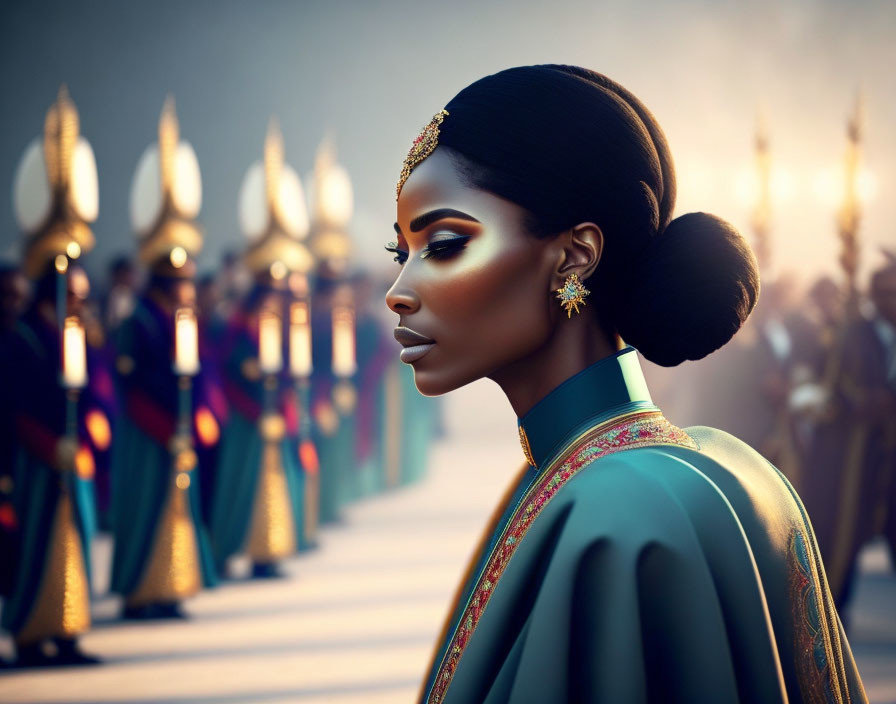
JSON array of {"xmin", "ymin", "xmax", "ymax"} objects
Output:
[{"xmin": 385, "ymin": 276, "xmax": 420, "ymax": 315}]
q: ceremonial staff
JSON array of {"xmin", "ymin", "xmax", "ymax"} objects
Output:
[
  {"xmin": 289, "ymin": 278, "xmax": 319, "ymax": 545},
  {"xmin": 173, "ymin": 307, "xmax": 200, "ymax": 492},
  {"xmin": 816, "ymin": 93, "xmax": 878, "ymax": 595},
  {"xmin": 823, "ymin": 93, "xmax": 865, "ymax": 391},
  {"xmin": 61, "ymin": 316, "xmax": 88, "ymax": 489},
  {"xmin": 751, "ymin": 114, "xmax": 773, "ymax": 274}
]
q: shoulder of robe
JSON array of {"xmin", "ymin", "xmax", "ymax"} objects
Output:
[{"xmin": 541, "ymin": 444, "xmax": 745, "ymax": 551}]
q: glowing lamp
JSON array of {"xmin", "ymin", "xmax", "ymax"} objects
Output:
[
  {"xmin": 289, "ymin": 301, "xmax": 312, "ymax": 377},
  {"xmin": 62, "ymin": 317, "xmax": 88, "ymax": 389},
  {"xmin": 174, "ymin": 307, "xmax": 200, "ymax": 376},
  {"xmin": 259, "ymin": 309, "xmax": 283, "ymax": 375}
]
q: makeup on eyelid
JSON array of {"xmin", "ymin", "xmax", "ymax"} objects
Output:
[{"xmin": 384, "ymin": 233, "xmax": 471, "ymax": 265}]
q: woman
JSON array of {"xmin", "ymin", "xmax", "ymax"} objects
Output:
[{"xmin": 386, "ymin": 66, "xmax": 866, "ymax": 703}]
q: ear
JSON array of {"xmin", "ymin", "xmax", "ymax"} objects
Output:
[{"xmin": 551, "ymin": 222, "xmax": 603, "ymax": 287}]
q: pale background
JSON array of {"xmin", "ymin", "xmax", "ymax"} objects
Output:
[{"xmin": 0, "ymin": 0, "xmax": 893, "ymax": 285}]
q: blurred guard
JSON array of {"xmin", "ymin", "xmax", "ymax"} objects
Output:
[
  {"xmin": 109, "ymin": 98, "xmax": 218, "ymax": 619},
  {"xmin": 1, "ymin": 87, "xmax": 100, "ymax": 666},
  {"xmin": 209, "ymin": 120, "xmax": 317, "ymax": 576},
  {"xmin": 308, "ymin": 142, "xmax": 358, "ymax": 521},
  {"xmin": 800, "ymin": 254, "xmax": 896, "ymax": 611},
  {"xmin": 0, "ymin": 263, "xmax": 27, "ymax": 599}
]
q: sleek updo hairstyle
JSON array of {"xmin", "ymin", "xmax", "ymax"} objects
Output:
[{"xmin": 433, "ymin": 65, "xmax": 759, "ymax": 367}]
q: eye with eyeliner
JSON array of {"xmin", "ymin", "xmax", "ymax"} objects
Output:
[
  {"xmin": 384, "ymin": 241, "xmax": 408, "ymax": 265},
  {"xmin": 421, "ymin": 234, "xmax": 471, "ymax": 260},
  {"xmin": 385, "ymin": 233, "xmax": 470, "ymax": 265}
]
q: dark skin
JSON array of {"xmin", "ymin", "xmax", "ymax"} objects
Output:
[{"xmin": 386, "ymin": 148, "xmax": 622, "ymax": 418}]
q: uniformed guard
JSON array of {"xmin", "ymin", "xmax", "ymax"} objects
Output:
[
  {"xmin": 308, "ymin": 141, "xmax": 358, "ymax": 521},
  {"xmin": 209, "ymin": 119, "xmax": 317, "ymax": 577},
  {"xmin": 109, "ymin": 97, "xmax": 218, "ymax": 619},
  {"xmin": 1, "ymin": 87, "xmax": 101, "ymax": 666}
]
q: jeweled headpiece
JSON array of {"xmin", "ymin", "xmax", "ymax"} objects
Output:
[{"xmin": 396, "ymin": 109, "xmax": 448, "ymax": 199}]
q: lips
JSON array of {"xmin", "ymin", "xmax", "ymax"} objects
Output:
[{"xmin": 394, "ymin": 326, "xmax": 436, "ymax": 364}]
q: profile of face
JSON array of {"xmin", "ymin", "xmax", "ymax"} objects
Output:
[{"xmin": 387, "ymin": 149, "xmax": 581, "ymax": 396}]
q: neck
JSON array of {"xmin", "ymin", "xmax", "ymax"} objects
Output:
[{"xmin": 489, "ymin": 312, "xmax": 623, "ymax": 418}]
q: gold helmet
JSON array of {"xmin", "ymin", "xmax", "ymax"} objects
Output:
[
  {"xmin": 129, "ymin": 96, "xmax": 203, "ymax": 274},
  {"xmin": 309, "ymin": 138, "xmax": 353, "ymax": 279},
  {"xmin": 237, "ymin": 118, "xmax": 314, "ymax": 280},
  {"xmin": 13, "ymin": 86, "xmax": 97, "ymax": 278}
]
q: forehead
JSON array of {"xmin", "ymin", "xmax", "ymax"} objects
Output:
[
  {"xmin": 396, "ymin": 148, "xmax": 530, "ymax": 235},
  {"xmin": 397, "ymin": 148, "xmax": 472, "ymax": 212}
]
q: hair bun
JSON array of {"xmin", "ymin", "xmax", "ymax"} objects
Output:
[{"xmin": 613, "ymin": 212, "xmax": 759, "ymax": 367}]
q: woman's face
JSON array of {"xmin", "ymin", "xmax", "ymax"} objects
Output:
[{"xmin": 386, "ymin": 148, "xmax": 558, "ymax": 396}]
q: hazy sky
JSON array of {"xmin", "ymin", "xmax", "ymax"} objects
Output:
[{"xmin": 1, "ymin": 0, "xmax": 893, "ymax": 289}]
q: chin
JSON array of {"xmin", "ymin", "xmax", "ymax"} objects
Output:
[{"xmin": 410, "ymin": 364, "xmax": 479, "ymax": 397}]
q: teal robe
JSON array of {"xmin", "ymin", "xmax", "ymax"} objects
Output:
[
  {"xmin": 1, "ymin": 310, "xmax": 95, "ymax": 638},
  {"xmin": 109, "ymin": 299, "xmax": 217, "ymax": 597},
  {"xmin": 422, "ymin": 348, "xmax": 866, "ymax": 704},
  {"xmin": 1, "ymin": 456, "xmax": 94, "ymax": 636},
  {"xmin": 209, "ymin": 312, "xmax": 305, "ymax": 565}
]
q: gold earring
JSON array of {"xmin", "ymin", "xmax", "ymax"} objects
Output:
[{"xmin": 555, "ymin": 273, "xmax": 590, "ymax": 317}]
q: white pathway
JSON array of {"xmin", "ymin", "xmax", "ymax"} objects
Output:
[{"xmin": 1, "ymin": 379, "xmax": 894, "ymax": 703}]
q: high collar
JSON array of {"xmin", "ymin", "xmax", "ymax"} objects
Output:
[{"xmin": 517, "ymin": 347, "xmax": 655, "ymax": 469}]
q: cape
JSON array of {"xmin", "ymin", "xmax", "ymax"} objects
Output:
[{"xmin": 420, "ymin": 349, "xmax": 866, "ymax": 704}]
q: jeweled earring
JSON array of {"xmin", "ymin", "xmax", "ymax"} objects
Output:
[{"xmin": 555, "ymin": 273, "xmax": 590, "ymax": 317}]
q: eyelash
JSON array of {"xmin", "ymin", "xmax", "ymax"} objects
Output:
[{"xmin": 385, "ymin": 235, "xmax": 471, "ymax": 266}]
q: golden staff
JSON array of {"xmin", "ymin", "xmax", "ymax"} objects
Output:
[
  {"xmin": 823, "ymin": 92, "xmax": 864, "ymax": 390},
  {"xmin": 837, "ymin": 93, "xmax": 863, "ymax": 312},
  {"xmin": 751, "ymin": 112, "xmax": 773, "ymax": 274},
  {"xmin": 820, "ymin": 92, "xmax": 872, "ymax": 598}
]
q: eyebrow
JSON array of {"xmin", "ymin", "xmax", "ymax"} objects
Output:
[{"xmin": 394, "ymin": 208, "xmax": 481, "ymax": 235}]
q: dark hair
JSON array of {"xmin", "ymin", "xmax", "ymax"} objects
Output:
[{"xmin": 434, "ymin": 65, "xmax": 759, "ymax": 366}]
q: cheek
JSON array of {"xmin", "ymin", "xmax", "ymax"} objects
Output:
[{"xmin": 423, "ymin": 241, "xmax": 551, "ymax": 362}]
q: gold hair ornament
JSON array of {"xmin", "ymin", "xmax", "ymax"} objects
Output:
[
  {"xmin": 396, "ymin": 109, "xmax": 449, "ymax": 199},
  {"xmin": 556, "ymin": 273, "xmax": 590, "ymax": 317}
]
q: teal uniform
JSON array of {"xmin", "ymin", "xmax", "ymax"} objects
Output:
[
  {"xmin": 109, "ymin": 297, "xmax": 217, "ymax": 602},
  {"xmin": 422, "ymin": 347, "xmax": 866, "ymax": 704},
  {"xmin": 1, "ymin": 308, "xmax": 94, "ymax": 645},
  {"xmin": 209, "ymin": 299, "xmax": 306, "ymax": 568}
]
